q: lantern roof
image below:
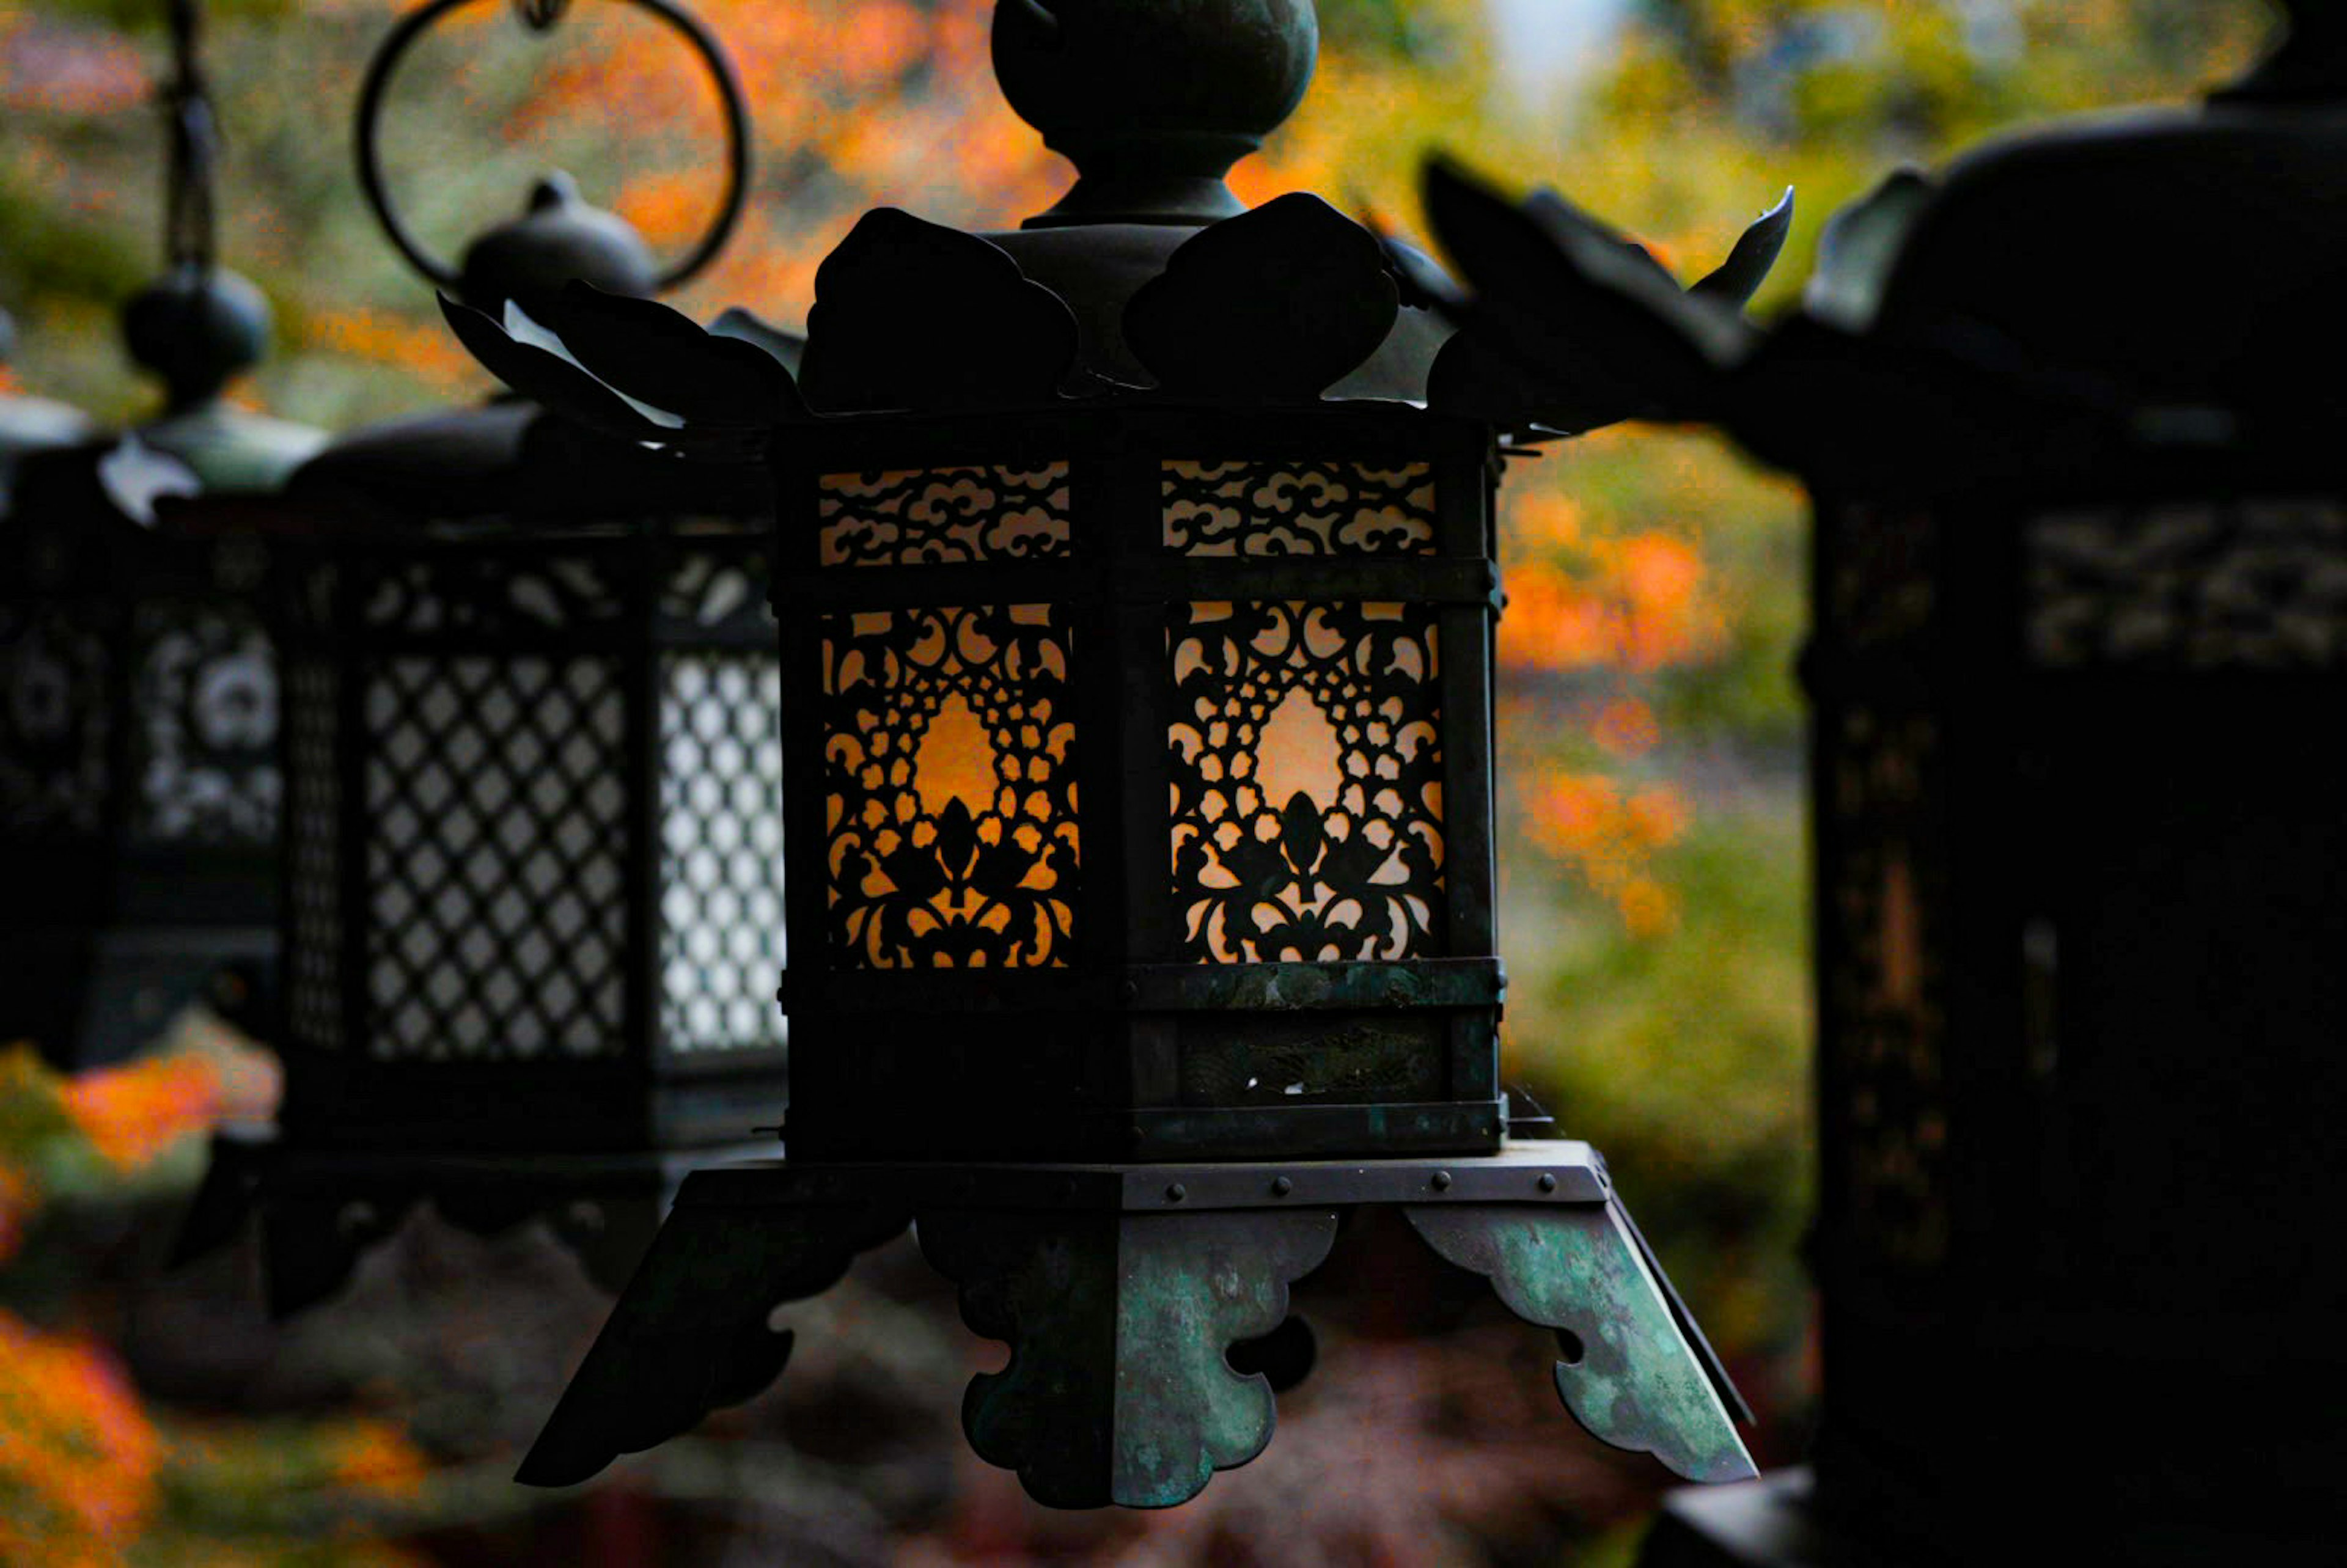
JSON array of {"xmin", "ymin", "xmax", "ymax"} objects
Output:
[
  {"xmin": 1853, "ymin": 0, "xmax": 2347, "ymax": 419},
  {"xmin": 292, "ymin": 0, "xmax": 760, "ymax": 524},
  {"xmin": 442, "ymin": 0, "xmax": 1795, "ymax": 443},
  {"xmin": 1416, "ymin": 2, "xmax": 2347, "ymax": 494}
]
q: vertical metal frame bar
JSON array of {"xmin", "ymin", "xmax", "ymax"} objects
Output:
[
  {"xmin": 623, "ymin": 526, "xmax": 664, "ymax": 1086},
  {"xmin": 1436, "ymin": 436, "xmax": 1500, "ymax": 1107},
  {"xmin": 769, "ymin": 442, "xmax": 833, "ymax": 1123}
]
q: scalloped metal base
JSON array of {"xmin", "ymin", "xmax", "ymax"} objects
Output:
[
  {"xmin": 171, "ymin": 1125, "xmax": 774, "ymax": 1316},
  {"xmin": 514, "ymin": 1141, "xmax": 1757, "ymax": 1508}
]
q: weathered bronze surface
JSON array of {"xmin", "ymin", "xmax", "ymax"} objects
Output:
[{"xmin": 518, "ymin": 1148, "xmax": 1750, "ymax": 1505}]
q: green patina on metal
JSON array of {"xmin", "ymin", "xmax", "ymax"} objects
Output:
[
  {"xmin": 1109, "ymin": 1208, "xmax": 1337, "ymax": 1506},
  {"xmin": 920, "ymin": 1206, "xmax": 1336, "ymax": 1509},
  {"xmin": 1406, "ymin": 1201, "xmax": 1754, "ymax": 1484}
]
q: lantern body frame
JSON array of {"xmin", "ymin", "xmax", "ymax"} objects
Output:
[
  {"xmin": 1, "ymin": 461, "xmax": 281, "ymax": 1063},
  {"xmin": 1804, "ymin": 449, "xmax": 2347, "ymax": 1547},
  {"xmin": 273, "ymin": 470, "xmax": 788, "ymax": 1156},
  {"xmin": 771, "ymin": 401, "xmax": 1505, "ymax": 1163}
]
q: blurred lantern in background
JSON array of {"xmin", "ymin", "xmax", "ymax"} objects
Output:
[
  {"xmin": 174, "ymin": 0, "xmax": 795, "ymax": 1314},
  {"xmin": 1418, "ymin": 2, "xmax": 2347, "ymax": 1563},
  {"xmin": 0, "ymin": 0, "xmax": 325, "ymax": 1069},
  {"xmin": 449, "ymin": 0, "xmax": 1794, "ymax": 1511}
]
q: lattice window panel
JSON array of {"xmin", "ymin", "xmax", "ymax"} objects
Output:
[
  {"xmin": 820, "ymin": 464, "xmax": 1073, "ymax": 566},
  {"xmin": 2027, "ymin": 499, "xmax": 2347, "ymax": 667},
  {"xmin": 129, "ymin": 601, "xmax": 279, "ymax": 844},
  {"xmin": 284, "ymin": 659, "xmax": 342, "ymax": 1050},
  {"xmin": 659, "ymin": 651, "xmax": 787, "ymax": 1050},
  {"xmin": 0, "ymin": 604, "xmax": 109, "ymax": 835},
  {"xmin": 1169, "ymin": 599, "xmax": 1445, "ymax": 962},
  {"xmin": 1826, "ymin": 704, "xmax": 1948, "ymax": 1275},
  {"xmin": 361, "ymin": 656, "xmax": 628, "ymax": 1060},
  {"xmin": 1162, "ymin": 460, "xmax": 1437, "ymax": 556},
  {"xmin": 819, "ymin": 603, "xmax": 1079, "ymax": 968}
]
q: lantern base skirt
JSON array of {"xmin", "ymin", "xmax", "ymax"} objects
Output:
[
  {"xmin": 172, "ymin": 1124, "xmax": 777, "ymax": 1316},
  {"xmin": 515, "ymin": 1142, "xmax": 1757, "ymax": 1509}
]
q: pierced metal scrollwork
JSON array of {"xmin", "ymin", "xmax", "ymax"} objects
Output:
[
  {"xmin": 359, "ymin": 549, "xmax": 630, "ymax": 637},
  {"xmin": 658, "ymin": 651, "xmax": 786, "ymax": 1051},
  {"xmin": 821, "ymin": 464, "xmax": 1073, "ymax": 566},
  {"xmin": 130, "ymin": 603, "xmax": 279, "ymax": 844},
  {"xmin": 0, "ymin": 604, "xmax": 109, "ymax": 834},
  {"xmin": 1170, "ymin": 600, "xmax": 1444, "ymax": 962},
  {"xmin": 1162, "ymin": 460, "xmax": 1436, "ymax": 557},
  {"xmin": 821, "ymin": 603, "xmax": 1079, "ymax": 969},
  {"xmin": 360, "ymin": 656, "xmax": 630, "ymax": 1060},
  {"xmin": 658, "ymin": 537, "xmax": 774, "ymax": 639},
  {"xmin": 2027, "ymin": 498, "xmax": 2347, "ymax": 667},
  {"xmin": 1827, "ymin": 703, "xmax": 1948, "ymax": 1276}
]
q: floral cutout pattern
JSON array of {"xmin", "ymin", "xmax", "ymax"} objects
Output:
[
  {"xmin": 1162, "ymin": 460, "xmax": 1436, "ymax": 557},
  {"xmin": 1170, "ymin": 600, "xmax": 1444, "ymax": 963},
  {"xmin": 822, "ymin": 603, "xmax": 1079, "ymax": 968},
  {"xmin": 820, "ymin": 464, "xmax": 1073, "ymax": 566}
]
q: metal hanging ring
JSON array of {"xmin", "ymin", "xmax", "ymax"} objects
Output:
[{"xmin": 354, "ymin": 0, "xmax": 750, "ymax": 293}]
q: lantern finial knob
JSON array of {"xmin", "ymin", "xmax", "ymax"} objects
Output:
[{"xmin": 993, "ymin": 0, "xmax": 1320, "ymax": 229}]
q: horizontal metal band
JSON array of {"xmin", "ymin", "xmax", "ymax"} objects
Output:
[
  {"xmin": 676, "ymin": 1137, "xmax": 1606, "ymax": 1213},
  {"xmin": 770, "ymin": 556, "xmax": 1500, "ymax": 610},
  {"xmin": 1125, "ymin": 958, "xmax": 1504, "ymax": 1011},
  {"xmin": 786, "ymin": 958, "xmax": 1504, "ymax": 1016}
]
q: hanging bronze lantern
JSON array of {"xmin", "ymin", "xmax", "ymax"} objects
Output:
[
  {"xmin": 1419, "ymin": 4, "xmax": 2347, "ymax": 1561},
  {"xmin": 173, "ymin": 0, "xmax": 795, "ymax": 1313},
  {"xmin": 449, "ymin": 0, "xmax": 1788, "ymax": 1509},
  {"xmin": 0, "ymin": 0, "xmax": 323, "ymax": 1068}
]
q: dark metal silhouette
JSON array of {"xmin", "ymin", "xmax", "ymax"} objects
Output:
[
  {"xmin": 1409, "ymin": 2, "xmax": 2347, "ymax": 1561},
  {"xmin": 171, "ymin": 0, "xmax": 784, "ymax": 1313},
  {"xmin": 0, "ymin": 0, "xmax": 321, "ymax": 1068},
  {"xmin": 446, "ymin": 0, "xmax": 1788, "ymax": 1509}
]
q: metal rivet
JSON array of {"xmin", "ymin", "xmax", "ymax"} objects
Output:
[
  {"xmin": 1271, "ymin": 1176, "xmax": 1293, "ymax": 1197},
  {"xmin": 1537, "ymin": 1173, "xmax": 1557, "ymax": 1193},
  {"xmin": 1431, "ymin": 1170, "xmax": 1452, "ymax": 1192},
  {"xmin": 1165, "ymin": 1183, "xmax": 1186, "ymax": 1203}
]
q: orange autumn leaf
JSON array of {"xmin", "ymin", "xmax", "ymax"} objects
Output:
[
  {"xmin": 326, "ymin": 1419, "xmax": 433, "ymax": 1501},
  {"xmin": 307, "ymin": 309, "xmax": 480, "ymax": 393},
  {"xmin": 58, "ymin": 1055, "xmax": 224, "ymax": 1173},
  {"xmin": 1522, "ymin": 768, "xmax": 1688, "ymax": 934},
  {"xmin": 0, "ymin": 1310, "xmax": 161, "ymax": 1567}
]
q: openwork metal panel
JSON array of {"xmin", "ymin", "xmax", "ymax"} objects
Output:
[
  {"xmin": 1825, "ymin": 503, "xmax": 1936, "ymax": 653},
  {"xmin": 2027, "ymin": 499, "xmax": 2347, "ymax": 667},
  {"xmin": 1162, "ymin": 460, "xmax": 1436, "ymax": 556},
  {"xmin": 284, "ymin": 658, "xmax": 342, "ymax": 1052},
  {"xmin": 818, "ymin": 464, "xmax": 1073, "ymax": 566},
  {"xmin": 1169, "ymin": 599, "xmax": 1444, "ymax": 962},
  {"xmin": 128, "ymin": 600, "xmax": 279, "ymax": 844},
  {"xmin": 659, "ymin": 650, "xmax": 787, "ymax": 1050},
  {"xmin": 0, "ymin": 603, "xmax": 109, "ymax": 835},
  {"xmin": 360, "ymin": 655, "xmax": 629, "ymax": 1060},
  {"xmin": 818, "ymin": 603, "xmax": 1079, "ymax": 969},
  {"xmin": 1825, "ymin": 703, "xmax": 1948, "ymax": 1276}
]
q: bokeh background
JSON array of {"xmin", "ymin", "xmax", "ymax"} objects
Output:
[{"xmin": 0, "ymin": 1, "xmax": 2269, "ymax": 1561}]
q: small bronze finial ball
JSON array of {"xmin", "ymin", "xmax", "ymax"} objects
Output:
[
  {"xmin": 121, "ymin": 263, "xmax": 270, "ymax": 411},
  {"xmin": 993, "ymin": 0, "xmax": 1320, "ymax": 225},
  {"xmin": 455, "ymin": 170, "xmax": 661, "ymax": 316}
]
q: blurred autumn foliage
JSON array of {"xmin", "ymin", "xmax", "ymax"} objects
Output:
[{"xmin": 0, "ymin": 0, "xmax": 2275, "ymax": 1562}]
